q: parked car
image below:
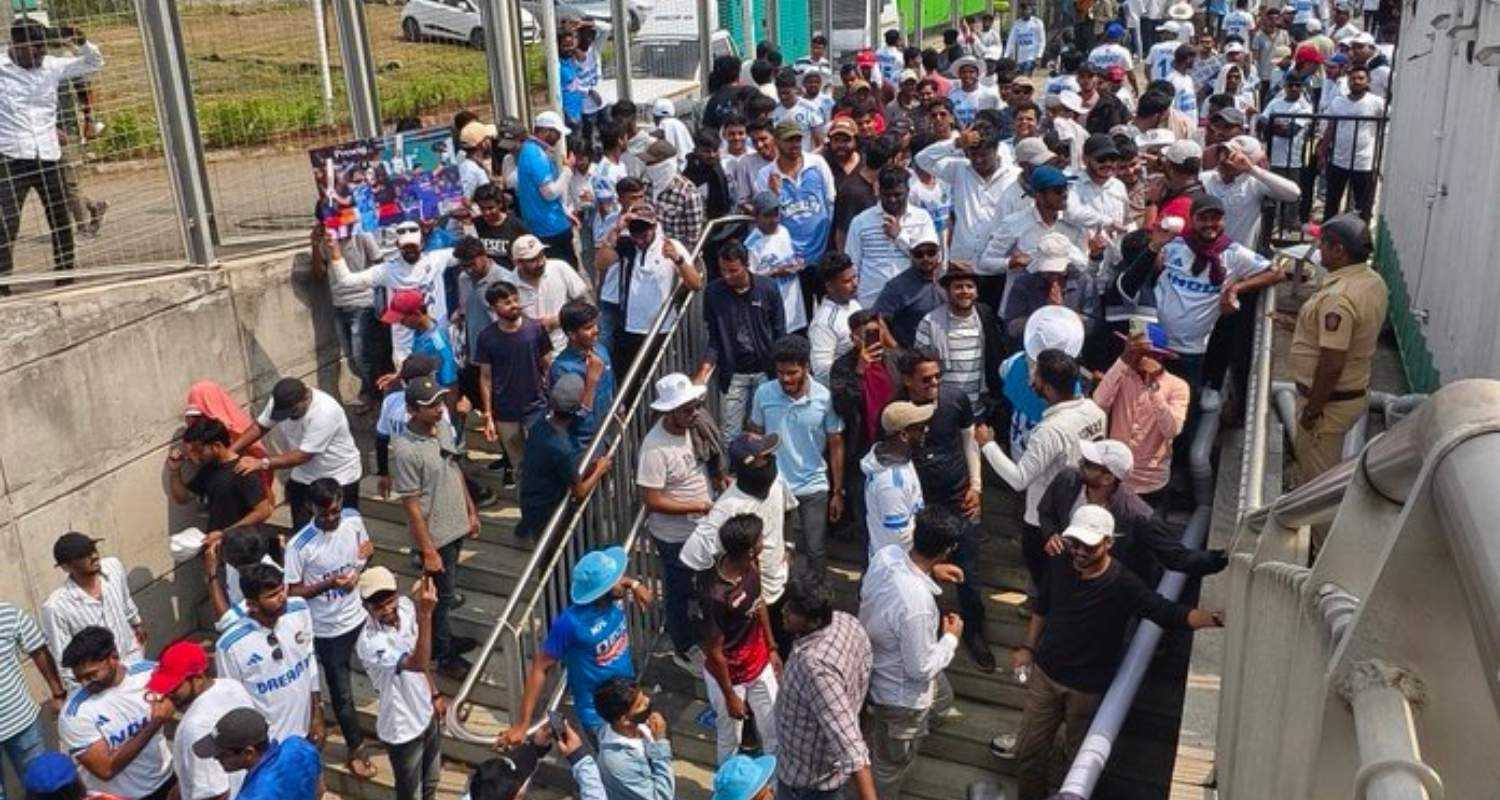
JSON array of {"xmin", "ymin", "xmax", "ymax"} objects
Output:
[
  {"xmin": 10, "ymin": 0, "xmax": 49, "ymax": 25},
  {"xmin": 520, "ymin": 0, "xmax": 654, "ymax": 33},
  {"xmin": 400, "ymin": 0, "xmax": 541, "ymax": 47}
]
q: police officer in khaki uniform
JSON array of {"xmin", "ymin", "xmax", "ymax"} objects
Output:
[{"xmin": 1287, "ymin": 214, "xmax": 1388, "ymax": 487}]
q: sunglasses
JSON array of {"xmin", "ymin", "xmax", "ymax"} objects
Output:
[{"xmin": 265, "ymin": 631, "xmax": 285, "ymax": 662}]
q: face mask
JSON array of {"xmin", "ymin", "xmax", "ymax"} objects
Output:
[
  {"xmin": 735, "ymin": 456, "xmax": 778, "ymax": 497},
  {"xmin": 644, "ymin": 161, "xmax": 677, "ymax": 196}
]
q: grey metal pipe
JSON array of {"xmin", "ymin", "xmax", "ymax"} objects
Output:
[
  {"xmin": 479, "ymin": 0, "xmax": 522, "ymax": 119},
  {"xmin": 765, "ymin": 0, "xmax": 780, "ymax": 46},
  {"xmin": 1189, "ymin": 399, "xmax": 1222, "ymax": 507},
  {"xmin": 1058, "ymin": 507, "xmax": 1214, "ymax": 797},
  {"xmin": 330, "ymin": 0, "xmax": 382, "ymax": 138},
  {"xmin": 697, "ymin": 0, "xmax": 713, "ymax": 99},
  {"xmin": 1272, "ymin": 382, "xmax": 1299, "ymax": 446},
  {"xmin": 609, "ymin": 0, "xmax": 633, "ymax": 102},
  {"xmin": 1431, "ymin": 428, "xmax": 1500, "ymax": 719}
]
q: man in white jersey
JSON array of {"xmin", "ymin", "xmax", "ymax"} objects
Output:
[
  {"xmin": 150, "ymin": 640, "xmax": 256, "ymax": 800},
  {"xmin": 283, "ymin": 478, "xmax": 376, "ymax": 780},
  {"xmin": 59, "ymin": 627, "xmax": 175, "ymax": 800},
  {"xmin": 214, "ymin": 564, "xmax": 325, "ymax": 744},
  {"xmin": 357, "ymin": 568, "xmax": 445, "ymax": 800}
]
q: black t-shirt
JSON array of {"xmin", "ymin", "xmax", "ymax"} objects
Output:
[
  {"xmin": 702, "ymin": 86, "xmax": 752, "ymax": 132},
  {"xmin": 472, "ymin": 214, "xmax": 530, "ymax": 269},
  {"xmin": 1035, "ymin": 558, "xmax": 1193, "ymax": 693},
  {"xmin": 474, "ymin": 319, "xmax": 550, "ymax": 422},
  {"xmin": 912, "ymin": 386, "xmax": 976, "ymax": 505},
  {"xmin": 695, "ymin": 564, "xmax": 770, "ymax": 685},
  {"xmin": 831, "ymin": 173, "xmax": 877, "ymax": 247},
  {"xmin": 188, "ymin": 459, "xmax": 266, "ymax": 532}
]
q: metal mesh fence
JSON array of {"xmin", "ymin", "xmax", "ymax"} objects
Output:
[{"xmin": 2, "ymin": 0, "xmax": 184, "ymax": 287}]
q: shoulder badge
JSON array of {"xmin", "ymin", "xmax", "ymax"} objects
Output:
[{"xmin": 1324, "ymin": 312, "xmax": 1342, "ymax": 332}]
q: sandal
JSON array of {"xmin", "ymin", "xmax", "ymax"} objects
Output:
[{"xmin": 347, "ymin": 754, "xmax": 378, "ymax": 780}]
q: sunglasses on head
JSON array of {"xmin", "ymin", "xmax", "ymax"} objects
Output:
[{"xmin": 265, "ymin": 631, "xmax": 285, "ymax": 662}]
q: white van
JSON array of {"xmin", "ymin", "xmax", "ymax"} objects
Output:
[{"xmin": 817, "ymin": 0, "xmax": 903, "ymax": 56}]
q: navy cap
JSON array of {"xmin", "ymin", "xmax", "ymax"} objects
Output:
[
  {"xmin": 23, "ymin": 753, "xmax": 79, "ymax": 793},
  {"xmin": 728, "ymin": 432, "xmax": 780, "ymax": 468},
  {"xmin": 1029, "ymin": 165, "xmax": 1076, "ymax": 193}
]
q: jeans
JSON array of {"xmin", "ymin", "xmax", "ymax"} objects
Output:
[
  {"xmin": 786, "ymin": 491, "xmax": 829, "ymax": 576},
  {"xmin": 1272, "ymin": 165, "xmax": 1318, "ymax": 227},
  {"xmin": 720, "ymin": 372, "xmax": 767, "ymax": 443},
  {"xmin": 314, "ymin": 625, "xmax": 366, "ymax": 752},
  {"xmin": 432, "ymin": 538, "xmax": 464, "ymax": 661},
  {"xmin": 599, "ymin": 301, "xmax": 620, "ymax": 356},
  {"xmin": 334, "ymin": 305, "xmax": 380, "ymax": 398},
  {"xmin": 285, "ymin": 479, "xmax": 362, "ymax": 534},
  {"xmin": 1167, "ymin": 351, "xmax": 1206, "ymax": 472},
  {"xmin": 1325, "ymin": 166, "xmax": 1375, "ymax": 221},
  {"xmin": 651, "ymin": 535, "xmax": 697, "ymax": 656},
  {"xmin": 863, "ymin": 674, "xmax": 953, "ymax": 799},
  {"xmin": 1015, "ymin": 666, "xmax": 1103, "ymax": 800},
  {"xmin": 386, "ymin": 719, "xmax": 443, "ymax": 800},
  {"xmin": 950, "ymin": 513, "xmax": 987, "ymax": 632},
  {"xmin": 0, "ymin": 156, "xmax": 75, "ymax": 281},
  {"xmin": 1021, "ymin": 522, "xmax": 1047, "ymax": 596},
  {"xmin": 495, "ymin": 419, "xmax": 528, "ymax": 485},
  {"xmin": 703, "ymin": 661, "xmax": 780, "ymax": 763},
  {"xmin": 0, "ymin": 717, "xmax": 44, "ymax": 800}
]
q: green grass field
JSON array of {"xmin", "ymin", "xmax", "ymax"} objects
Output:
[{"xmin": 82, "ymin": 1, "xmax": 545, "ymax": 160}]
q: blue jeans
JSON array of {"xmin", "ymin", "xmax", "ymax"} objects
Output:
[
  {"xmin": 334, "ymin": 305, "xmax": 379, "ymax": 397},
  {"xmin": 777, "ymin": 781, "xmax": 844, "ymax": 799},
  {"xmin": 599, "ymin": 301, "xmax": 620, "ymax": 359},
  {"xmin": 0, "ymin": 717, "xmax": 44, "ymax": 800},
  {"xmin": 651, "ymin": 536, "xmax": 697, "ymax": 656}
]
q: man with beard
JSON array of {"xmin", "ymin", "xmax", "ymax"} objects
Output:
[
  {"xmin": 845, "ymin": 164, "xmax": 938, "ymax": 306},
  {"xmin": 754, "ymin": 122, "xmax": 838, "ymax": 267},
  {"xmin": 913, "ymin": 125, "xmax": 1018, "ymax": 267},
  {"xmin": 1008, "ymin": 504, "xmax": 1222, "ymax": 799},
  {"xmin": 861, "ymin": 401, "xmax": 931, "ymax": 558},
  {"xmin": 215, "ymin": 564, "xmax": 326, "ymax": 743},
  {"xmin": 43, "ymin": 533, "xmax": 146, "ymax": 676},
  {"xmin": 591, "ymin": 678, "xmax": 675, "ymax": 799},
  {"xmin": 681, "ymin": 433, "xmax": 797, "ymax": 655},
  {"xmin": 327, "ymin": 220, "xmax": 453, "ymax": 363},
  {"xmin": 872, "ymin": 230, "xmax": 945, "ymax": 348},
  {"xmin": 914, "ymin": 264, "xmax": 1002, "ymax": 405},
  {"xmin": 58, "ymin": 627, "xmax": 176, "ymax": 800},
  {"xmin": 149, "ymin": 641, "xmax": 256, "ymax": 800},
  {"xmin": 356, "ymin": 568, "xmax": 445, "ymax": 800}
]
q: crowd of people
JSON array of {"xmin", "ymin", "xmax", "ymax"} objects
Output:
[{"xmin": 0, "ymin": 0, "xmax": 1399, "ymax": 798}]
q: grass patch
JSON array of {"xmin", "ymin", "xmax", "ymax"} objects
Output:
[{"xmin": 80, "ymin": 2, "xmax": 548, "ymax": 160}]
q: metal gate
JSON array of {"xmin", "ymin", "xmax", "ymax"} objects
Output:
[{"xmin": 1256, "ymin": 108, "xmax": 1391, "ymax": 250}]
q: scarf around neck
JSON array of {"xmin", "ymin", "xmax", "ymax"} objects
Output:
[{"xmin": 1184, "ymin": 231, "xmax": 1233, "ymax": 283}]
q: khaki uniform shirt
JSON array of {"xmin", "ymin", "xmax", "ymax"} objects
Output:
[{"xmin": 1289, "ymin": 262, "xmax": 1389, "ymax": 394}]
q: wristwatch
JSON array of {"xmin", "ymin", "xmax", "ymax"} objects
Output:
[{"xmin": 259, "ymin": 457, "xmax": 271, "ymax": 472}]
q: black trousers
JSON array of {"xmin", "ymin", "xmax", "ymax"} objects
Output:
[
  {"xmin": 314, "ymin": 625, "xmax": 367, "ymax": 752},
  {"xmin": 0, "ymin": 155, "xmax": 76, "ymax": 281},
  {"xmin": 1325, "ymin": 167, "xmax": 1375, "ymax": 221},
  {"xmin": 539, "ymin": 229, "xmax": 579, "ymax": 269}
]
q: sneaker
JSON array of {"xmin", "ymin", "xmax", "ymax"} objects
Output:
[
  {"xmin": 475, "ymin": 486, "xmax": 501, "ymax": 510},
  {"xmin": 1200, "ymin": 387, "xmax": 1223, "ymax": 413},
  {"xmin": 451, "ymin": 591, "xmax": 468, "ymax": 610},
  {"xmin": 964, "ymin": 632, "xmax": 997, "ymax": 674},
  {"xmin": 990, "ymin": 733, "xmax": 1018, "ymax": 759}
]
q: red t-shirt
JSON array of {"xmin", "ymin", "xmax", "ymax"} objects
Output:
[
  {"xmin": 698, "ymin": 564, "xmax": 770, "ymax": 685},
  {"xmin": 862, "ymin": 361, "xmax": 896, "ymax": 445}
]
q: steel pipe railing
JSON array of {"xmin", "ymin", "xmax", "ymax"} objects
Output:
[{"xmin": 445, "ymin": 216, "xmax": 749, "ymax": 743}]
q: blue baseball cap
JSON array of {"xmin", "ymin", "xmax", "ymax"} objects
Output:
[
  {"xmin": 570, "ymin": 546, "xmax": 628, "ymax": 605},
  {"xmin": 711, "ymin": 754, "xmax": 777, "ymax": 800},
  {"xmin": 1105, "ymin": 21, "xmax": 1125, "ymax": 38},
  {"xmin": 24, "ymin": 753, "xmax": 79, "ymax": 793},
  {"xmin": 1029, "ymin": 165, "xmax": 1076, "ymax": 193}
]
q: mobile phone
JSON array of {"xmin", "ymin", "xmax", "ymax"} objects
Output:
[
  {"xmin": 546, "ymin": 710, "xmax": 566, "ymax": 740},
  {"xmin": 1128, "ymin": 317, "xmax": 1148, "ymax": 338},
  {"xmin": 863, "ymin": 327, "xmax": 881, "ymax": 347}
]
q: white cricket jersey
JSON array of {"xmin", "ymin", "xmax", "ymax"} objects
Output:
[
  {"xmin": 214, "ymin": 599, "xmax": 320, "ymax": 741},
  {"xmin": 59, "ymin": 661, "xmax": 174, "ymax": 799},
  {"xmin": 282, "ymin": 510, "xmax": 372, "ymax": 638},
  {"xmin": 356, "ymin": 597, "xmax": 435, "ymax": 746}
]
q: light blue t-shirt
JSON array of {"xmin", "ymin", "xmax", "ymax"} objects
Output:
[
  {"xmin": 516, "ymin": 139, "xmax": 572, "ymax": 238},
  {"xmin": 542, "ymin": 600, "xmax": 634, "ymax": 730},
  {"xmin": 757, "ymin": 157, "xmax": 837, "ymax": 264},
  {"xmin": 749, "ymin": 378, "xmax": 844, "ymax": 496}
]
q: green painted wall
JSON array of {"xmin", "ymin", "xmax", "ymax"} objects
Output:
[
  {"xmin": 1373, "ymin": 218, "xmax": 1441, "ymax": 393},
  {"xmin": 718, "ymin": 0, "xmax": 812, "ymax": 60}
]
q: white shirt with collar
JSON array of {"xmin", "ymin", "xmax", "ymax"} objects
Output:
[
  {"xmin": 255, "ymin": 388, "xmax": 363, "ymax": 485},
  {"xmin": 58, "ymin": 660, "xmax": 174, "ymax": 799},
  {"xmin": 679, "ymin": 480, "xmax": 798, "ymax": 604},
  {"xmin": 497, "ymin": 260, "xmax": 591, "ymax": 353},
  {"xmin": 615, "ymin": 232, "xmax": 689, "ymax": 335},
  {"xmin": 1200, "ymin": 166, "xmax": 1301, "ymax": 246},
  {"xmin": 214, "ymin": 599, "xmax": 320, "ymax": 741},
  {"xmin": 808, "ymin": 296, "xmax": 861, "ymax": 386},
  {"xmin": 356, "ymin": 596, "xmax": 435, "ymax": 746},
  {"xmin": 913, "ymin": 139, "xmax": 1020, "ymax": 265},
  {"xmin": 0, "ymin": 41, "xmax": 104, "ymax": 161},
  {"xmin": 1071, "ymin": 174, "xmax": 1130, "ymax": 235},
  {"xmin": 978, "ymin": 204, "xmax": 1091, "ymax": 312},
  {"xmin": 43, "ymin": 557, "xmax": 143, "ymax": 684},
  {"xmin": 980, "ymin": 397, "xmax": 1107, "ymax": 525},
  {"xmin": 330, "ymin": 249, "xmax": 454, "ymax": 362},
  {"xmin": 859, "ymin": 544, "xmax": 957, "ymax": 710},
  {"xmin": 845, "ymin": 203, "xmax": 938, "ymax": 307},
  {"xmin": 1325, "ymin": 92, "xmax": 1386, "ymax": 171}
]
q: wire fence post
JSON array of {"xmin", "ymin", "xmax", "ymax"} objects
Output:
[
  {"xmin": 309, "ymin": 0, "xmax": 336, "ymax": 125},
  {"xmin": 913, "ymin": 0, "xmax": 923, "ymax": 45},
  {"xmin": 134, "ymin": 0, "xmax": 217, "ymax": 266},
  {"xmin": 868, "ymin": 0, "xmax": 881, "ymax": 49},
  {"xmin": 609, "ymin": 0, "xmax": 633, "ymax": 102},
  {"xmin": 478, "ymin": 0, "xmax": 523, "ymax": 120},
  {"xmin": 820, "ymin": 0, "xmax": 833, "ymax": 50},
  {"xmin": 765, "ymin": 0, "xmax": 780, "ymax": 47},
  {"xmin": 331, "ymin": 0, "xmax": 382, "ymax": 138},
  {"xmin": 740, "ymin": 0, "xmax": 756, "ymax": 61},
  {"xmin": 698, "ymin": 0, "xmax": 714, "ymax": 96},
  {"xmin": 541, "ymin": 0, "xmax": 562, "ymax": 114}
]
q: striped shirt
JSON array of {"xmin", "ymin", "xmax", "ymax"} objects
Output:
[
  {"xmin": 845, "ymin": 204, "xmax": 938, "ymax": 307},
  {"xmin": 915, "ymin": 310, "xmax": 986, "ymax": 403},
  {"xmin": 0, "ymin": 604, "xmax": 46, "ymax": 740},
  {"xmin": 43, "ymin": 557, "xmax": 142, "ymax": 687}
]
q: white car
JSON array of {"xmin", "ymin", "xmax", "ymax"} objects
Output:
[
  {"xmin": 401, "ymin": 0, "xmax": 541, "ymax": 47},
  {"xmin": 523, "ymin": 0, "xmax": 656, "ymax": 33}
]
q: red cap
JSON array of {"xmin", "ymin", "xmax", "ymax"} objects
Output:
[
  {"xmin": 1155, "ymin": 195, "xmax": 1193, "ymax": 232},
  {"xmin": 1294, "ymin": 45, "xmax": 1324, "ymax": 65},
  {"xmin": 146, "ymin": 641, "xmax": 208, "ymax": 694},
  {"xmin": 855, "ymin": 49, "xmax": 877, "ymax": 67},
  {"xmin": 1105, "ymin": 65, "xmax": 1127, "ymax": 82},
  {"xmin": 381, "ymin": 289, "xmax": 428, "ymax": 324}
]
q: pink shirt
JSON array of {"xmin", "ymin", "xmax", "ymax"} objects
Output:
[{"xmin": 1092, "ymin": 359, "xmax": 1190, "ymax": 494}]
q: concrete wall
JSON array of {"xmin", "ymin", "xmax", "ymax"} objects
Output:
[
  {"xmin": 0, "ymin": 250, "xmax": 349, "ymax": 660},
  {"xmin": 1376, "ymin": 0, "xmax": 1500, "ymax": 390}
]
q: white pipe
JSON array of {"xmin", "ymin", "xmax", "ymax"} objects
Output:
[
  {"xmin": 1339, "ymin": 660, "xmax": 1442, "ymax": 800},
  {"xmin": 311, "ymin": 0, "xmax": 336, "ymax": 125}
]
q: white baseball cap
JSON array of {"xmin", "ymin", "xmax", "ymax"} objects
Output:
[
  {"xmin": 1033, "ymin": 232, "xmax": 1074, "ymax": 274},
  {"xmin": 1022, "ymin": 305, "xmax": 1085, "ymax": 361},
  {"xmin": 1014, "ymin": 137, "xmax": 1054, "ymax": 167},
  {"xmin": 1168, "ymin": 2, "xmax": 1194, "ymax": 20},
  {"xmin": 1305, "ymin": 18, "xmax": 1323, "ymax": 32},
  {"xmin": 1350, "ymin": 31, "xmax": 1375, "ymax": 45},
  {"xmin": 650, "ymin": 373, "xmax": 708, "ymax": 412},
  {"xmin": 1055, "ymin": 90, "xmax": 1085, "ymax": 115},
  {"xmin": 1063, "ymin": 504, "xmax": 1115, "ymax": 546},
  {"xmin": 1163, "ymin": 139, "xmax": 1204, "ymax": 166},
  {"xmin": 534, "ymin": 110, "xmax": 571, "ymax": 135},
  {"xmin": 1135, "ymin": 128, "xmax": 1177, "ymax": 151},
  {"xmin": 1158, "ymin": 20, "xmax": 1181, "ymax": 34},
  {"xmin": 1223, "ymin": 41, "xmax": 1246, "ymax": 55},
  {"xmin": 1228, "ymin": 134, "xmax": 1264, "ymax": 161},
  {"xmin": 652, "ymin": 98, "xmax": 676, "ymax": 118},
  {"xmin": 1079, "ymin": 439, "xmax": 1135, "ymax": 481},
  {"xmin": 510, "ymin": 234, "xmax": 545, "ymax": 261}
]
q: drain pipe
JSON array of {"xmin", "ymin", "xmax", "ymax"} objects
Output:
[{"xmin": 1190, "ymin": 394, "xmax": 1224, "ymax": 506}]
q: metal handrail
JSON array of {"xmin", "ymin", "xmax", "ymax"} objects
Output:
[{"xmin": 445, "ymin": 215, "xmax": 748, "ymax": 743}]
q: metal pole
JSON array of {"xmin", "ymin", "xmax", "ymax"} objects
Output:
[
  {"xmin": 133, "ymin": 0, "xmax": 217, "ymax": 265},
  {"xmin": 821, "ymin": 0, "xmax": 834, "ymax": 56},
  {"xmin": 508, "ymin": 0, "xmax": 532, "ymax": 121},
  {"xmin": 868, "ymin": 0, "xmax": 880, "ymax": 51},
  {"xmin": 310, "ymin": 0, "xmax": 337, "ymax": 125},
  {"xmin": 740, "ymin": 0, "xmax": 756, "ymax": 59},
  {"xmin": 912, "ymin": 0, "xmax": 923, "ymax": 47},
  {"xmin": 541, "ymin": 0, "xmax": 562, "ymax": 114},
  {"xmin": 697, "ymin": 0, "xmax": 713, "ymax": 99},
  {"xmin": 950, "ymin": 0, "xmax": 960, "ymax": 29},
  {"xmin": 478, "ymin": 0, "xmax": 520, "ymax": 119},
  {"xmin": 765, "ymin": 0, "xmax": 779, "ymax": 47},
  {"xmin": 609, "ymin": 0, "xmax": 633, "ymax": 102},
  {"xmin": 330, "ymin": 0, "xmax": 382, "ymax": 137}
]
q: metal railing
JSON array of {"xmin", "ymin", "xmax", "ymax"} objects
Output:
[{"xmin": 445, "ymin": 215, "xmax": 748, "ymax": 743}]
